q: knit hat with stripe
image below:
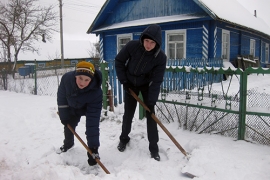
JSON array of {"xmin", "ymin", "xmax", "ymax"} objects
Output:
[{"xmin": 75, "ymin": 61, "xmax": 95, "ymax": 78}]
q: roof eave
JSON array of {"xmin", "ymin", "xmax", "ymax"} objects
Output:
[
  {"xmin": 91, "ymin": 14, "xmax": 210, "ymax": 34},
  {"xmin": 218, "ymin": 18, "xmax": 270, "ymax": 39},
  {"xmin": 192, "ymin": 0, "xmax": 218, "ymax": 20},
  {"xmin": 86, "ymin": 0, "xmax": 110, "ymax": 34}
]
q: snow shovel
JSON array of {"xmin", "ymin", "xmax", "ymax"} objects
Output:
[
  {"xmin": 128, "ymin": 88, "xmax": 188, "ymax": 157},
  {"xmin": 57, "ymin": 112, "xmax": 110, "ymax": 174},
  {"xmin": 128, "ymin": 89, "xmax": 198, "ymax": 178},
  {"xmin": 66, "ymin": 124, "xmax": 110, "ymax": 174}
]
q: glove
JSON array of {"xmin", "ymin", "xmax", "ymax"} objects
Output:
[
  {"xmin": 137, "ymin": 84, "xmax": 148, "ymax": 91},
  {"xmin": 123, "ymin": 82, "xmax": 133, "ymax": 93},
  {"xmin": 123, "ymin": 82, "xmax": 132, "ymax": 91},
  {"xmin": 60, "ymin": 119, "xmax": 70, "ymax": 126},
  {"xmin": 87, "ymin": 148, "xmax": 100, "ymax": 166}
]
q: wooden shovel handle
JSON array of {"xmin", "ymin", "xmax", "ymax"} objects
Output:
[
  {"xmin": 57, "ymin": 112, "xmax": 110, "ymax": 174},
  {"xmin": 128, "ymin": 88, "xmax": 188, "ymax": 156},
  {"xmin": 67, "ymin": 124, "xmax": 110, "ymax": 174}
]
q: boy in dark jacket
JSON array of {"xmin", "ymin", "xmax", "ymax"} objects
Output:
[
  {"xmin": 115, "ymin": 24, "xmax": 167, "ymax": 161},
  {"xmin": 57, "ymin": 61, "xmax": 102, "ymax": 166}
]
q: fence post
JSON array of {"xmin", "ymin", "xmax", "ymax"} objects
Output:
[
  {"xmin": 238, "ymin": 70, "xmax": 247, "ymax": 140},
  {"xmin": 34, "ymin": 64, "xmax": 37, "ymax": 95},
  {"xmin": 1, "ymin": 68, "xmax": 7, "ymax": 90},
  {"xmin": 139, "ymin": 92, "xmax": 145, "ymax": 120},
  {"xmin": 100, "ymin": 61, "xmax": 109, "ymax": 115}
]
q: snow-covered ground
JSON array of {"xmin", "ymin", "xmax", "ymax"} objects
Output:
[{"xmin": 0, "ymin": 85, "xmax": 269, "ymax": 179}]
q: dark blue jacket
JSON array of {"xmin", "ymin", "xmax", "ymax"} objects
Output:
[
  {"xmin": 57, "ymin": 69, "xmax": 102, "ymax": 148},
  {"xmin": 115, "ymin": 24, "xmax": 167, "ymax": 105}
]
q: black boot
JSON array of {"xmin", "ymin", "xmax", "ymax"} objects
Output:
[
  {"xmin": 87, "ymin": 148, "xmax": 99, "ymax": 166},
  {"xmin": 87, "ymin": 152, "xmax": 98, "ymax": 166},
  {"xmin": 151, "ymin": 152, "xmax": 160, "ymax": 161},
  {"xmin": 59, "ymin": 144, "xmax": 74, "ymax": 153},
  {"xmin": 117, "ymin": 141, "xmax": 127, "ymax": 152}
]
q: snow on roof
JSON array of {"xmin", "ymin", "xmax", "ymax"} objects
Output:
[
  {"xmin": 199, "ymin": 0, "xmax": 270, "ymax": 36},
  {"xmin": 24, "ymin": 63, "xmax": 36, "ymax": 66},
  {"xmin": 91, "ymin": 0, "xmax": 270, "ymax": 37},
  {"xmin": 92, "ymin": 14, "xmax": 207, "ymax": 33}
]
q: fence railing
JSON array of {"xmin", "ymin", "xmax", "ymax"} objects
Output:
[
  {"xmin": 2, "ymin": 59, "xmax": 270, "ymax": 146},
  {"xmin": 155, "ymin": 66, "xmax": 270, "ymax": 145},
  {"xmin": 106, "ymin": 58, "xmax": 223, "ymax": 107}
]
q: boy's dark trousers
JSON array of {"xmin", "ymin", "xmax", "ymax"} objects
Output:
[
  {"xmin": 120, "ymin": 88, "xmax": 159, "ymax": 153},
  {"xmin": 63, "ymin": 115, "xmax": 80, "ymax": 147}
]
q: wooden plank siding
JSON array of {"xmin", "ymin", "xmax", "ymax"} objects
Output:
[
  {"xmin": 90, "ymin": 0, "xmax": 270, "ymax": 105},
  {"xmin": 104, "ymin": 0, "xmax": 205, "ymax": 25},
  {"xmin": 230, "ymin": 31, "xmax": 241, "ymax": 62},
  {"xmin": 186, "ymin": 28, "xmax": 203, "ymax": 58},
  {"xmin": 91, "ymin": 0, "xmax": 270, "ymax": 69},
  {"xmin": 103, "ymin": 21, "xmax": 214, "ymax": 61}
]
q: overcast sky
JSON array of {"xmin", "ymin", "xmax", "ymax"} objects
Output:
[
  {"xmin": 19, "ymin": 0, "xmax": 107, "ymax": 60},
  {"xmin": 11, "ymin": 0, "xmax": 270, "ymax": 60}
]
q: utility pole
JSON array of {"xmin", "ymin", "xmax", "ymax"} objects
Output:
[{"xmin": 59, "ymin": 0, "xmax": 64, "ymax": 67}]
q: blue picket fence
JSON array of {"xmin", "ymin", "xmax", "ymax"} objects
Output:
[
  {"xmin": 163, "ymin": 58, "xmax": 223, "ymax": 91},
  {"xmin": 106, "ymin": 58, "xmax": 223, "ymax": 106}
]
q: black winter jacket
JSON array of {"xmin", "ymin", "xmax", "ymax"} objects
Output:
[
  {"xmin": 115, "ymin": 24, "xmax": 167, "ymax": 105},
  {"xmin": 57, "ymin": 70, "xmax": 102, "ymax": 148}
]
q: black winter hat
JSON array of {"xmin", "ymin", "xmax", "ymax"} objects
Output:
[{"xmin": 141, "ymin": 34, "xmax": 156, "ymax": 43}]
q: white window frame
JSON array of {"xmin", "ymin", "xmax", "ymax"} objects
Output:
[
  {"xmin": 165, "ymin": 29, "xmax": 186, "ymax": 59},
  {"xmin": 117, "ymin": 34, "xmax": 133, "ymax": 53},
  {"xmin": 250, "ymin": 39, "xmax": 256, "ymax": 57},
  {"xmin": 265, "ymin": 43, "xmax": 269, "ymax": 63},
  {"xmin": 222, "ymin": 29, "xmax": 230, "ymax": 61}
]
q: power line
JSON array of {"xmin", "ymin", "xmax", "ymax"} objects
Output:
[
  {"xmin": 64, "ymin": 0, "xmax": 103, "ymax": 8},
  {"xmin": 63, "ymin": 5, "xmax": 100, "ymax": 14}
]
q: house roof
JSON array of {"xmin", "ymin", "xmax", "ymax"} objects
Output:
[
  {"xmin": 90, "ymin": 14, "xmax": 209, "ymax": 33},
  {"xmin": 194, "ymin": 0, "xmax": 270, "ymax": 37},
  {"xmin": 87, "ymin": 0, "xmax": 270, "ymax": 38}
]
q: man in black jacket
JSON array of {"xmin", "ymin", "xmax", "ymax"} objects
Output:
[
  {"xmin": 57, "ymin": 61, "xmax": 102, "ymax": 166},
  {"xmin": 115, "ymin": 24, "xmax": 167, "ymax": 161}
]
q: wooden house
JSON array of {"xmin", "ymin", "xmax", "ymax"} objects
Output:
[{"xmin": 87, "ymin": 0, "xmax": 270, "ymax": 68}]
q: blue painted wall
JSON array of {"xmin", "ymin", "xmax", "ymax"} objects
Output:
[
  {"xmin": 215, "ymin": 28, "xmax": 222, "ymax": 58},
  {"xmin": 102, "ymin": 20, "xmax": 213, "ymax": 61},
  {"xmin": 104, "ymin": 0, "xmax": 205, "ymax": 25},
  {"xmin": 103, "ymin": 35, "xmax": 117, "ymax": 61},
  {"xmin": 207, "ymin": 21, "xmax": 217, "ymax": 59},
  {"xmin": 97, "ymin": 0, "xmax": 270, "ymax": 66},
  {"xmin": 230, "ymin": 31, "xmax": 240, "ymax": 61},
  {"xmin": 261, "ymin": 42, "xmax": 266, "ymax": 63},
  {"xmin": 187, "ymin": 28, "xmax": 203, "ymax": 58}
]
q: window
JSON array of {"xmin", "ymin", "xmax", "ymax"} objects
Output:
[
  {"xmin": 71, "ymin": 60, "xmax": 78, "ymax": 66},
  {"xmin": 222, "ymin": 30, "xmax": 230, "ymax": 61},
  {"xmin": 266, "ymin": 43, "xmax": 269, "ymax": 63},
  {"xmin": 250, "ymin": 39, "xmax": 256, "ymax": 57},
  {"xmin": 37, "ymin": 63, "xmax": 45, "ymax": 68},
  {"xmin": 117, "ymin": 34, "xmax": 132, "ymax": 53},
  {"xmin": 166, "ymin": 30, "xmax": 186, "ymax": 59}
]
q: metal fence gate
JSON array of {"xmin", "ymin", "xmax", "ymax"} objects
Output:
[{"xmin": 154, "ymin": 67, "xmax": 270, "ymax": 146}]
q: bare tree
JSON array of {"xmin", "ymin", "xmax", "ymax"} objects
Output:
[
  {"xmin": 47, "ymin": 51, "xmax": 60, "ymax": 62},
  {"xmin": 0, "ymin": 0, "xmax": 58, "ymax": 74},
  {"xmin": 87, "ymin": 42, "xmax": 100, "ymax": 58}
]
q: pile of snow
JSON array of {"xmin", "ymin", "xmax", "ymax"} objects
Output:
[{"xmin": 0, "ymin": 91, "xmax": 269, "ymax": 180}]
